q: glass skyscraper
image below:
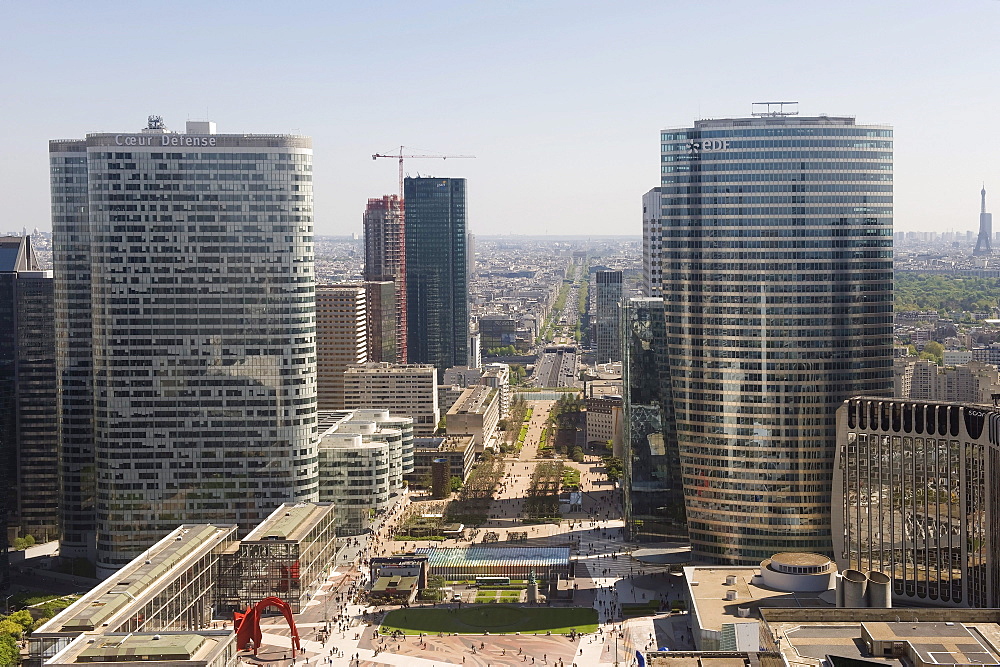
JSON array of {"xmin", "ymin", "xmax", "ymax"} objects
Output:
[
  {"xmin": 652, "ymin": 112, "xmax": 894, "ymax": 563},
  {"xmin": 50, "ymin": 118, "xmax": 319, "ymax": 575},
  {"xmin": 623, "ymin": 297, "xmax": 686, "ymax": 542},
  {"xmin": 404, "ymin": 177, "xmax": 469, "ymax": 374}
]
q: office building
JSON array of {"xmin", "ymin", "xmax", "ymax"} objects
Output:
[
  {"xmin": 363, "ymin": 195, "xmax": 407, "ymax": 362},
  {"xmin": 481, "ymin": 362, "xmax": 511, "ymax": 418},
  {"xmin": 642, "ymin": 187, "xmax": 663, "ymax": 297},
  {"xmin": 446, "ymin": 384, "xmax": 500, "ymax": 452},
  {"xmin": 833, "ymin": 397, "xmax": 1000, "ymax": 607},
  {"xmin": 216, "ymin": 502, "xmax": 337, "ymax": 613},
  {"xmin": 365, "ymin": 280, "xmax": 397, "ymax": 363},
  {"xmin": 404, "ymin": 177, "xmax": 469, "ymax": 374},
  {"xmin": 895, "ymin": 358, "xmax": 1000, "ymax": 404},
  {"xmin": 315, "ymin": 408, "xmax": 413, "ymax": 535},
  {"xmin": 409, "ymin": 435, "xmax": 477, "ymax": 485},
  {"xmin": 622, "ymin": 297, "xmax": 686, "ymax": 542},
  {"xmin": 594, "ymin": 270, "xmax": 623, "ymax": 364},
  {"xmin": 50, "ymin": 118, "xmax": 319, "ymax": 575},
  {"xmin": 0, "ymin": 236, "xmax": 58, "ymax": 552},
  {"xmin": 316, "ymin": 284, "xmax": 367, "ymax": 410},
  {"xmin": 342, "ymin": 362, "xmax": 440, "ymax": 436},
  {"xmin": 650, "ymin": 111, "xmax": 894, "ymax": 562},
  {"xmin": 30, "ymin": 523, "xmax": 238, "ymax": 664}
]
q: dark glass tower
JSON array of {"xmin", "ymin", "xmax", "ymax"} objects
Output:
[
  {"xmin": 654, "ymin": 113, "xmax": 894, "ymax": 563},
  {"xmin": 622, "ymin": 297, "xmax": 686, "ymax": 542},
  {"xmin": 404, "ymin": 177, "xmax": 469, "ymax": 374},
  {"xmin": 0, "ymin": 236, "xmax": 58, "ymax": 589}
]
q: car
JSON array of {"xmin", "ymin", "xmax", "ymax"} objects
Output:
[{"xmin": 452, "ymin": 592, "xmax": 463, "ymax": 601}]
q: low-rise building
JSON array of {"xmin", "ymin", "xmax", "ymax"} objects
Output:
[
  {"xmin": 343, "ymin": 362, "xmax": 439, "ymax": 436},
  {"xmin": 684, "ymin": 554, "xmax": 837, "ymax": 651},
  {"xmin": 410, "ymin": 436, "xmax": 476, "ymax": 486},
  {"xmin": 446, "ymin": 384, "xmax": 500, "ymax": 452},
  {"xmin": 481, "ymin": 363, "xmax": 511, "ymax": 418},
  {"xmin": 47, "ymin": 631, "xmax": 236, "ymax": 667},
  {"xmin": 316, "ymin": 408, "xmax": 414, "ymax": 535},
  {"xmin": 216, "ymin": 503, "xmax": 337, "ymax": 614},
  {"xmin": 30, "ymin": 524, "xmax": 237, "ymax": 666},
  {"xmin": 585, "ymin": 394, "xmax": 623, "ymax": 453}
]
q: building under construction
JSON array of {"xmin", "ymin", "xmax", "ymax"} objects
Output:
[{"xmin": 363, "ymin": 195, "xmax": 407, "ymax": 362}]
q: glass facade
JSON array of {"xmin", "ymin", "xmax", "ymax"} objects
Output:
[
  {"xmin": 655, "ymin": 115, "xmax": 894, "ymax": 563},
  {"xmin": 50, "ymin": 141, "xmax": 96, "ymax": 561},
  {"xmin": 363, "ymin": 195, "xmax": 406, "ymax": 362},
  {"xmin": 594, "ymin": 270, "xmax": 623, "ymax": 364},
  {"xmin": 834, "ymin": 398, "xmax": 998, "ymax": 607},
  {"xmin": 623, "ymin": 298, "xmax": 686, "ymax": 541},
  {"xmin": 50, "ymin": 123, "xmax": 319, "ymax": 574},
  {"xmin": 404, "ymin": 177, "xmax": 469, "ymax": 374}
]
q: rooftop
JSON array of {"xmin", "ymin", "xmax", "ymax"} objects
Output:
[
  {"xmin": 51, "ymin": 631, "xmax": 233, "ymax": 665},
  {"xmin": 684, "ymin": 566, "xmax": 833, "ymax": 634},
  {"xmin": 243, "ymin": 503, "xmax": 334, "ymax": 543},
  {"xmin": 40, "ymin": 524, "xmax": 236, "ymax": 635},
  {"xmin": 448, "ymin": 385, "xmax": 496, "ymax": 416}
]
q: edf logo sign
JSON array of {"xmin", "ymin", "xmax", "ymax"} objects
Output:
[{"xmin": 686, "ymin": 139, "xmax": 730, "ymax": 154}]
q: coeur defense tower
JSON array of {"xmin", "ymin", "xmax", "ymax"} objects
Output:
[
  {"xmin": 50, "ymin": 118, "xmax": 318, "ymax": 576},
  {"xmin": 655, "ymin": 112, "xmax": 894, "ymax": 562}
]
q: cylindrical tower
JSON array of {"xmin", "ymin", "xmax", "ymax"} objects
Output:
[{"xmin": 658, "ymin": 111, "xmax": 894, "ymax": 563}]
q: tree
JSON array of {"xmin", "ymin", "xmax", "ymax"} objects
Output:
[
  {"xmin": 5, "ymin": 611, "xmax": 32, "ymax": 631},
  {"xmin": 921, "ymin": 341, "xmax": 944, "ymax": 366},
  {"xmin": 0, "ymin": 634, "xmax": 19, "ymax": 666},
  {"xmin": 450, "ymin": 476, "xmax": 463, "ymax": 492},
  {"xmin": 0, "ymin": 619, "xmax": 23, "ymax": 638}
]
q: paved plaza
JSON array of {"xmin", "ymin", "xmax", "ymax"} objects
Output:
[{"xmin": 246, "ymin": 399, "xmax": 692, "ymax": 667}]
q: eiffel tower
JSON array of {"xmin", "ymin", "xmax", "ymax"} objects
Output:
[{"xmin": 974, "ymin": 185, "xmax": 993, "ymax": 255}]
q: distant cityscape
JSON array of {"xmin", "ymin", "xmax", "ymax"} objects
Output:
[{"xmin": 7, "ymin": 108, "xmax": 1000, "ymax": 667}]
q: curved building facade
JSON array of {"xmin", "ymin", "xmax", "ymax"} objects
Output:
[
  {"xmin": 52, "ymin": 119, "xmax": 319, "ymax": 575},
  {"xmin": 657, "ymin": 114, "xmax": 894, "ymax": 562},
  {"xmin": 834, "ymin": 397, "xmax": 999, "ymax": 607}
]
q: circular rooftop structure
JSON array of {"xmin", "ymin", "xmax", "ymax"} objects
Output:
[
  {"xmin": 768, "ymin": 552, "xmax": 834, "ymax": 574},
  {"xmin": 758, "ymin": 552, "xmax": 836, "ymax": 592}
]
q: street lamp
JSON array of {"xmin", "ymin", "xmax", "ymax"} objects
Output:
[{"xmin": 3, "ymin": 595, "xmax": 13, "ymax": 615}]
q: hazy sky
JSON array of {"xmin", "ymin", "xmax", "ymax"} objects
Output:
[{"xmin": 2, "ymin": 1, "xmax": 998, "ymax": 236}]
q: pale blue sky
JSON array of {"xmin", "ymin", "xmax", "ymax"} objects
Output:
[{"xmin": 2, "ymin": 1, "xmax": 997, "ymax": 236}]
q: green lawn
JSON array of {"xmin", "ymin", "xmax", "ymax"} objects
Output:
[{"xmin": 381, "ymin": 605, "xmax": 598, "ymax": 635}]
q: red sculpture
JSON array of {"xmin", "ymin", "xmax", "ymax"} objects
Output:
[{"xmin": 234, "ymin": 596, "xmax": 301, "ymax": 657}]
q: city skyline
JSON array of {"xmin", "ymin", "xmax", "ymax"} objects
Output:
[{"xmin": 2, "ymin": 1, "xmax": 999, "ymax": 237}]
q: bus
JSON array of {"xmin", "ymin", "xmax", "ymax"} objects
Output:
[{"xmin": 475, "ymin": 576, "xmax": 511, "ymax": 586}]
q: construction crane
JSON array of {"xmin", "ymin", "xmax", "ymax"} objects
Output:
[{"xmin": 372, "ymin": 146, "xmax": 476, "ymax": 201}]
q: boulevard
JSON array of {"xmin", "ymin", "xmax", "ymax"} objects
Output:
[{"xmin": 250, "ymin": 398, "xmax": 693, "ymax": 667}]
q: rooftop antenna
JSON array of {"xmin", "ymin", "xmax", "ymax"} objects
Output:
[{"xmin": 751, "ymin": 101, "xmax": 799, "ymax": 117}]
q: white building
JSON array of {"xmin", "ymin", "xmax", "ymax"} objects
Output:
[
  {"xmin": 51, "ymin": 117, "xmax": 317, "ymax": 575},
  {"xmin": 446, "ymin": 384, "xmax": 500, "ymax": 452},
  {"xmin": 316, "ymin": 284, "xmax": 367, "ymax": 409},
  {"xmin": 317, "ymin": 409, "xmax": 414, "ymax": 535},
  {"xmin": 342, "ymin": 362, "xmax": 440, "ymax": 436},
  {"xmin": 896, "ymin": 358, "xmax": 1000, "ymax": 404},
  {"xmin": 481, "ymin": 362, "xmax": 511, "ymax": 418},
  {"xmin": 642, "ymin": 188, "xmax": 662, "ymax": 297}
]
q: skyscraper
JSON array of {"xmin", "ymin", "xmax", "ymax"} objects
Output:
[
  {"xmin": 642, "ymin": 188, "xmax": 663, "ymax": 297},
  {"xmin": 594, "ymin": 270, "xmax": 623, "ymax": 364},
  {"xmin": 974, "ymin": 186, "xmax": 992, "ymax": 255},
  {"xmin": 650, "ymin": 110, "xmax": 894, "ymax": 563},
  {"xmin": 404, "ymin": 177, "xmax": 469, "ymax": 374},
  {"xmin": 0, "ymin": 236, "xmax": 57, "ymax": 589},
  {"xmin": 622, "ymin": 297, "xmax": 686, "ymax": 542},
  {"xmin": 316, "ymin": 284, "xmax": 368, "ymax": 409},
  {"xmin": 364, "ymin": 280, "xmax": 397, "ymax": 363},
  {"xmin": 363, "ymin": 195, "xmax": 407, "ymax": 362},
  {"xmin": 0, "ymin": 236, "xmax": 58, "ymax": 549},
  {"xmin": 51, "ymin": 117, "xmax": 319, "ymax": 575}
]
